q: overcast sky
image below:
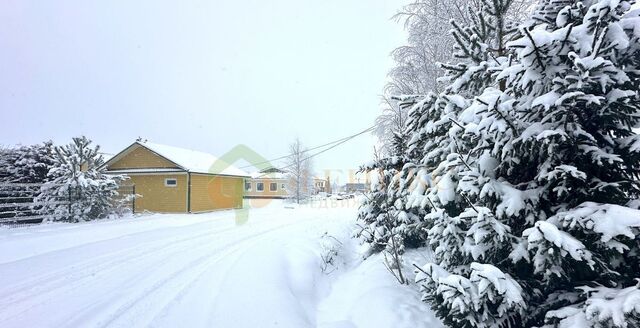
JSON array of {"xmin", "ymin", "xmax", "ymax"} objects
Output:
[{"xmin": 0, "ymin": 0, "xmax": 406, "ymax": 181}]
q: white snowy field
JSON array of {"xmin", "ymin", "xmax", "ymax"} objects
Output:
[{"xmin": 0, "ymin": 199, "xmax": 442, "ymax": 328}]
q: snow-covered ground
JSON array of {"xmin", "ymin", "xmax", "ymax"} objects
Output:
[{"xmin": 0, "ymin": 199, "xmax": 441, "ymax": 328}]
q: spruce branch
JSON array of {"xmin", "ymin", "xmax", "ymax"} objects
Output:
[
  {"xmin": 592, "ymin": 25, "xmax": 610, "ymax": 58},
  {"xmin": 557, "ymin": 23, "xmax": 574, "ymax": 55},
  {"xmin": 476, "ymin": 97, "xmax": 519, "ymax": 133},
  {"xmin": 523, "ymin": 27, "xmax": 547, "ymax": 71}
]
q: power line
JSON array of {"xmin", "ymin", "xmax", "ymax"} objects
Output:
[
  {"xmin": 239, "ymin": 125, "xmax": 374, "ymax": 170},
  {"xmin": 252, "ymin": 125, "xmax": 374, "ymax": 178}
]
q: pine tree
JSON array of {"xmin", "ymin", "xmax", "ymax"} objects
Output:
[{"xmin": 36, "ymin": 137, "xmax": 126, "ymax": 222}]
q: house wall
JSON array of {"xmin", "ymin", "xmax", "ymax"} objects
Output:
[
  {"xmin": 313, "ymin": 178, "xmax": 328, "ymax": 193},
  {"xmin": 108, "ymin": 146, "xmax": 179, "ymax": 170},
  {"xmin": 244, "ymin": 178, "xmax": 289, "ymax": 198},
  {"xmin": 106, "ymin": 144, "xmax": 245, "ymax": 213},
  {"xmin": 127, "ymin": 174, "xmax": 188, "ymax": 213},
  {"xmin": 190, "ymin": 174, "xmax": 243, "ymax": 212}
]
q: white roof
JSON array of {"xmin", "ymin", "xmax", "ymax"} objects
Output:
[
  {"xmin": 249, "ymin": 171, "xmax": 287, "ymax": 180},
  {"xmin": 105, "ymin": 168, "xmax": 184, "ymax": 174},
  {"xmin": 136, "ymin": 141, "xmax": 249, "ymax": 177}
]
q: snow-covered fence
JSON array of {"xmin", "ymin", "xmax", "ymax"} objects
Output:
[
  {"xmin": 0, "ymin": 183, "xmax": 53, "ymax": 225},
  {"xmin": 0, "ymin": 183, "xmax": 136, "ymax": 226}
]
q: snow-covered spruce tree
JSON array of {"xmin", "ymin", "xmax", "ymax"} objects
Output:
[
  {"xmin": 0, "ymin": 142, "xmax": 55, "ymax": 221},
  {"xmin": 0, "ymin": 142, "xmax": 54, "ymax": 183},
  {"xmin": 0, "ymin": 147, "xmax": 15, "ymax": 181},
  {"xmin": 356, "ymin": 155, "xmax": 402, "ymax": 255},
  {"xmin": 487, "ymin": 0, "xmax": 640, "ymax": 326},
  {"xmin": 363, "ymin": 0, "xmax": 536, "ymax": 260},
  {"xmin": 414, "ymin": 0, "xmax": 640, "ymax": 326},
  {"xmin": 357, "ymin": 96, "xmax": 429, "ymax": 256},
  {"xmin": 397, "ymin": 0, "xmax": 537, "ymax": 327},
  {"xmin": 36, "ymin": 137, "xmax": 126, "ymax": 222}
]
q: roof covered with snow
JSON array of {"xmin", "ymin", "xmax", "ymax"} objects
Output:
[
  {"xmin": 106, "ymin": 141, "xmax": 249, "ymax": 177},
  {"xmin": 141, "ymin": 142, "xmax": 249, "ymax": 177},
  {"xmin": 249, "ymin": 171, "xmax": 287, "ymax": 180},
  {"xmin": 247, "ymin": 167, "xmax": 287, "ymax": 179}
]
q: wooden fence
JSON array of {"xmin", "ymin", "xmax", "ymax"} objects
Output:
[{"xmin": 0, "ymin": 183, "xmax": 135, "ymax": 226}]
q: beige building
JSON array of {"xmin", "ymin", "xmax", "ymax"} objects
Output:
[
  {"xmin": 244, "ymin": 168, "xmax": 331, "ymax": 199},
  {"xmin": 313, "ymin": 176, "xmax": 331, "ymax": 194},
  {"xmin": 244, "ymin": 168, "xmax": 289, "ymax": 199},
  {"xmin": 103, "ymin": 141, "xmax": 248, "ymax": 213}
]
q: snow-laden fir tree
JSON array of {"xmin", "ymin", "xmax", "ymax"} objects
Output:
[
  {"xmin": 407, "ymin": 0, "xmax": 640, "ymax": 326},
  {"xmin": 36, "ymin": 137, "xmax": 126, "ymax": 222},
  {"xmin": 365, "ymin": 0, "xmax": 536, "ymax": 257},
  {"xmin": 357, "ymin": 96, "xmax": 428, "ymax": 255},
  {"xmin": 0, "ymin": 142, "xmax": 56, "ymax": 221},
  {"xmin": 403, "ymin": 2, "xmax": 532, "ymax": 327},
  {"xmin": 356, "ymin": 155, "xmax": 404, "ymax": 256},
  {"xmin": 0, "ymin": 142, "xmax": 54, "ymax": 183},
  {"xmin": 376, "ymin": 0, "xmax": 534, "ymax": 159},
  {"xmin": 491, "ymin": 0, "xmax": 640, "ymax": 326}
]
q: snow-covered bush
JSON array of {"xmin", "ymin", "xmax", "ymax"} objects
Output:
[
  {"xmin": 36, "ymin": 136, "xmax": 126, "ymax": 222},
  {"xmin": 319, "ymin": 232, "xmax": 343, "ymax": 274}
]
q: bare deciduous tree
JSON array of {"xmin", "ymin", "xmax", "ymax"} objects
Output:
[
  {"xmin": 284, "ymin": 138, "xmax": 313, "ymax": 204},
  {"xmin": 374, "ymin": 97, "xmax": 408, "ymax": 157}
]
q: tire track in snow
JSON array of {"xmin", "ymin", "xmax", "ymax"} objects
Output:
[
  {"xmin": 0, "ymin": 215, "xmax": 328, "ymax": 327},
  {"xmin": 0, "ymin": 222, "xmax": 241, "ymax": 305},
  {"xmin": 0, "ymin": 210, "xmax": 295, "ymax": 305},
  {"xmin": 0, "ymin": 224, "xmax": 231, "ymax": 308},
  {"xmin": 69, "ymin": 216, "xmax": 330, "ymax": 328},
  {"xmin": 0, "ymin": 217, "xmax": 296, "ymax": 325}
]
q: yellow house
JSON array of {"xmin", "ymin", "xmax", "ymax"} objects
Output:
[{"xmin": 103, "ymin": 141, "xmax": 249, "ymax": 213}]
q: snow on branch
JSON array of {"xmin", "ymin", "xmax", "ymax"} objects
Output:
[
  {"xmin": 549, "ymin": 202, "xmax": 640, "ymax": 246},
  {"xmin": 414, "ymin": 261, "xmax": 525, "ymax": 328},
  {"xmin": 543, "ymin": 285, "xmax": 640, "ymax": 328}
]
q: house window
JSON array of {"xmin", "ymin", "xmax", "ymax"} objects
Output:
[
  {"xmin": 165, "ymin": 178, "xmax": 177, "ymax": 187},
  {"xmin": 270, "ymin": 182, "xmax": 277, "ymax": 191},
  {"xmin": 256, "ymin": 182, "xmax": 264, "ymax": 192},
  {"xmin": 281, "ymin": 183, "xmax": 286, "ymax": 190},
  {"xmin": 245, "ymin": 181, "xmax": 252, "ymax": 191}
]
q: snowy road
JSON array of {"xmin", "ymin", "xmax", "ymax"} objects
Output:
[
  {"xmin": 0, "ymin": 200, "xmax": 442, "ymax": 328},
  {"xmin": 0, "ymin": 201, "xmax": 358, "ymax": 328}
]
